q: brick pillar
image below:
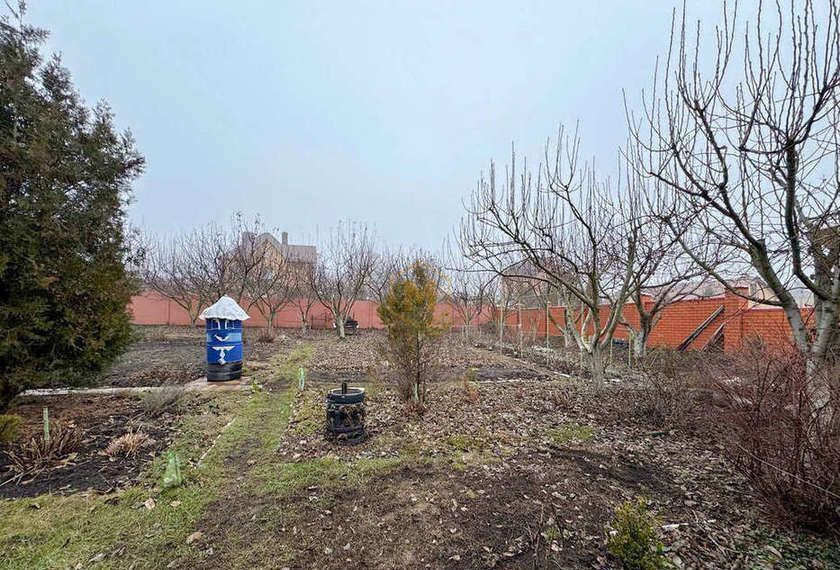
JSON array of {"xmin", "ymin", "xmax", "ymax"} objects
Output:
[{"xmin": 723, "ymin": 286, "xmax": 749, "ymax": 353}]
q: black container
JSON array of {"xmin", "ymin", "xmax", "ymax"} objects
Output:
[
  {"xmin": 207, "ymin": 361, "xmax": 243, "ymax": 382},
  {"xmin": 325, "ymin": 383, "xmax": 366, "ymax": 444}
]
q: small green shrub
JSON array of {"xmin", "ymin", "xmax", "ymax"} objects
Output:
[
  {"xmin": 606, "ymin": 498, "xmax": 668, "ymax": 570},
  {"xmin": 546, "ymin": 422, "xmax": 594, "ymax": 445},
  {"xmin": 377, "ymin": 260, "xmax": 443, "ymax": 408},
  {"xmin": 0, "ymin": 414, "xmax": 22, "ymax": 443}
]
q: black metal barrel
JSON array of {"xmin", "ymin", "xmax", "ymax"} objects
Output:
[{"xmin": 325, "ymin": 383, "xmax": 366, "ymax": 444}]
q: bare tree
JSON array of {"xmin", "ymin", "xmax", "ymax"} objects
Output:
[
  {"xmin": 367, "ymin": 244, "xmax": 405, "ymax": 305},
  {"xmin": 184, "ymin": 214, "xmax": 269, "ymax": 306},
  {"xmin": 141, "ymin": 214, "xmax": 271, "ymax": 326},
  {"xmin": 630, "ymin": 0, "xmax": 840, "ymax": 375},
  {"xmin": 289, "ymin": 261, "xmax": 318, "ymax": 334},
  {"xmin": 619, "ymin": 170, "xmax": 705, "ymax": 358},
  {"xmin": 461, "ymin": 134, "xmax": 641, "ymax": 380},
  {"xmin": 142, "ymin": 232, "xmax": 211, "ymax": 326},
  {"xmin": 245, "ymin": 242, "xmax": 294, "ymax": 337},
  {"xmin": 441, "ymin": 242, "xmax": 492, "ymax": 341},
  {"xmin": 311, "ymin": 221, "xmax": 378, "ymax": 339}
]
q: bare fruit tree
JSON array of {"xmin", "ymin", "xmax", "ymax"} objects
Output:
[
  {"xmin": 290, "ymin": 261, "xmax": 318, "ymax": 334},
  {"xmin": 142, "ymin": 214, "xmax": 270, "ymax": 325},
  {"xmin": 461, "ymin": 133, "xmax": 641, "ymax": 380},
  {"xmin": 185, "ymin": 214, "xmax": 269, "ymax": 306},
  {"xmin": 441, "ymin": 241, "xmax": 492, "ymax": 341},
  {"xmin": 245, "ymin": 240, "xmax": 295, "ymax": 337},
  {"xmin": 142, "ymin": 232, "xmax": 210, "ymax": 326},
  {"xmin": 311, "ymin": 221, "xmax": 378, "ymax": 339},
  {"xmin": 630, "ymin": 0, "xmax": 840, "ymax": 374},
  {"xmin": 620, "ymin": 171, "xmax": 705, "ymax": 358},
  {"xmin": 367, "ymin": 244, "xmax": 406, "ymax": 305}
]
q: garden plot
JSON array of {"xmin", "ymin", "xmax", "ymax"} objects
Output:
[
  {"xmin": 304, "ymin": 331, "xmax": 550, "ymax": 384},
  {"xmin": 265, "ymin": 373, "xmax": 834, "ymax": 569},
  {"xmin": 2, "ymin": 336, "xmax": 836, "ymax": 569},
  {"xmin": 0, "ymin": 327, "xmax": 297, "ymax": 501},
  {"xmin": 0, "ymin": 393, "xmax": 186, "ymax": 498}
]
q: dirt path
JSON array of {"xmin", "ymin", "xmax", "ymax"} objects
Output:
[{"xmin": 180, "ymin": 386, "xmax": 297, "ymax": 569}]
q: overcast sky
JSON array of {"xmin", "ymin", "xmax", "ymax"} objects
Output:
[{"xmin": 26, "ymin": 1, "xmax": 727, "ymax": 251}]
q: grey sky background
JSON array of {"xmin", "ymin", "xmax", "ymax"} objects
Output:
[{"xmin": 26, "ymin": 1, "xmax": 728, "ymax": 250}]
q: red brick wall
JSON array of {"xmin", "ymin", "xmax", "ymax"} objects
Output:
[
  {"xmin": 129, "ymin": 289, "xmax": 807, "ymax": 353},
  {"xmin": 500, "ymin": 288, "xmax": 808, "ymax": 354},
  {"xmin": 129, "ymin": 292, "xmax": 491, "ymax": 331}
]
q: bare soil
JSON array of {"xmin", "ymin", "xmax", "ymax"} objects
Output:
[{"xmin": 0, "ymin": 394, "xmax": 189, "ymax": 498}]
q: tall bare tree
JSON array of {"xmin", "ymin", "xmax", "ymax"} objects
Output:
[
  {"xmin": 185, "ymin": 214, "xmax": 269, "ymax": 306},
  {"xmin": 289, "ymin": 261, "xmax": 318, "ymax": 334},
  {"xmin": 367, "ymin": 244, "xmax": 406, "ymax": 305},
  {"xmin": 461, "ymin": 134, "xmax": 641, "ymax": 380},
  {"xmin": 311, "ymin": 221, "xmax": 378, "ymax": 339},
  {"xmin": 245, "ymin": 242, "xmax": 295, "ymax": 337},
  {"xmin": 619, "ymin": 169, "xmax": 705, "ymax": 358},
  {"xmin": 441, "ymin": 241, "xmax": 492, "ymax": 341},
  {"xmin": 629, "ymin": 0, "xmax": 840, "ymax": 374},
  {"xmin": 142, "ymin": 232, "xmax": 210, "ymax": 326}
]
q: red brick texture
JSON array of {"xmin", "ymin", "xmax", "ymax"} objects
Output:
[
  {"xmin": 128, "ymin": 292, "xmax": 487, "ymax": 332},
  {"xmin": 129, "ymin": 289, "xmax": 806, "ymax": 353}
]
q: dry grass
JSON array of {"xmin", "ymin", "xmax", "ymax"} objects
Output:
[
  {"xmin": 104, "ymin": 430, "xmax": 152, "ymax": 458},
  {"xmin": 4, "ymin": 422, "xmax": 83, "ymax": 473},
  {"xmin": 140, "ymin": 385, "xmax": 185, "ymax": 417}
]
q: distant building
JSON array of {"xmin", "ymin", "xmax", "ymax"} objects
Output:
[{"xmin": 240, "ymin": 231, "xmax": 317, "ymax": 272}]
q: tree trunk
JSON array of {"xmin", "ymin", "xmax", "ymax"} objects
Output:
[
  {"xmin": 336, "ymin": 315, "xmax": 346, "ymax": 339},
  {"xmin": 267, "ymin": 311, "xmax": 276, "ymax": 337},
  {"xmin": 587, "ymin": 347, "xmax": 605, "ymax": 382},
  {"xmin": 633, "ymin": 327, "xmax": 649, "ymax": 359}
]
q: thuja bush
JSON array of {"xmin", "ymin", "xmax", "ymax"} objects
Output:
[
  {"xmin": 0, "ymin": 12, "xmax": 144, "ymax": 409},
  {"xmin": 712, "ymin": 344, "xmax": 840, "ymax": 530},
  {"xmin": 377, "ymin": 261, "xmax": 442, "ymax": 409},
  {"xmin": 606, "ymin": 497, "xmax": 668, "ymax": 570}
]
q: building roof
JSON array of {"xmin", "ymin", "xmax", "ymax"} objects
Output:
[{"xmin": 243, "ymin": 232, "xmax": 317, "ymax": 264}]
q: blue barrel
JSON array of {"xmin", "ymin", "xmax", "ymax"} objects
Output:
[{"xmin": 205, "ymin": 318, "xmax": 243, "ymax": 381}]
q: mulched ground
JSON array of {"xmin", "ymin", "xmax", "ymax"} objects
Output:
[
  {"xmin": 305, "ymin": 331, "xmax": 549, "ymax": 384},
  {"xmin": 0, "ymin": 394, "xmax": 185, "ymax": 498},
  {"xmin": 274, "ymin": 378, "xmax": 791, "ymax": 568}
]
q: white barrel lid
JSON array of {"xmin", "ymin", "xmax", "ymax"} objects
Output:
[{"xmin": 199, "ymin": 295, "xmax": 250, "ymax": 321}]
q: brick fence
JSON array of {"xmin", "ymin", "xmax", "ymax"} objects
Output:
[
  {"xmin": 504, "ymin": 287, "xmax": 808, "ymax": 353},
  {"xmin": 129, "ymin": 288, "xmax": 807, "ymax": 353},
  {"xmin": 129, "ymin": 291, "xmax": 488, "ymax": 332}
]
